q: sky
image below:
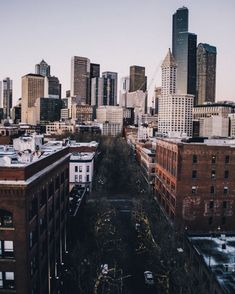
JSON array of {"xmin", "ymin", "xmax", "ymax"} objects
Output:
[{"xmin": 0, "ymin": 0, "xmax": 235, "ymax": 106}]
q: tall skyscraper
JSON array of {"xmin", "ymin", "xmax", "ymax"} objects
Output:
[
  {"xmin": 0, "ymin": 77, "xmax": 13, "ymax": 119},
  {"xmin": 102, "ymin": 72, "xmax": 118, "ymax": 106},
  {"xmin": 119, "ymin": 76, "xmax": 130, "ymax": 107},
  {"xmin": 46, "ymin": 76, "xmax": 61, "ymax": 98},
  {"xmin": 91, "ymin": 72, "xmax": 118, "ymax": 107},
  {"xmin": 172, "ymin": 7, "xmax": 197, "ymax": 96},
  {"xmin": 88, "ymin": 63, "xmax": 100, "ymax": 105},
  {"xmin": 158, "ymin": 49, "xmax": 194, "ymax": 136},
  {"xmin": 196, "ymin": 43, "xmax": 217, "ymax": 105},
  {"xmin": 21, "ymin": 74, "xmax": 45, "ymax": 123},
  {"xmin": 129, "ymin": 65, "xmax": 147, "ymax": 92},
  {"xmin": 35, "ymin": 59, "xmax": 50, "ymax": 77},
  {"xmin": 71, "ymin": 56, "xmax": 90, "ymax": 104}
]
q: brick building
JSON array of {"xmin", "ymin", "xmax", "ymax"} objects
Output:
[
  {"xmin": 155, "ymin": 138, "xmax": 235, "ymax": 232},
  {"xmin": 0, "ymin": 144, "xmax": 70, "ymax": 293}
]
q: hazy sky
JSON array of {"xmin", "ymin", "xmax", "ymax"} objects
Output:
[{"xmin": 0, "ymin": 0, "xmax": 235, "ymax": 105}]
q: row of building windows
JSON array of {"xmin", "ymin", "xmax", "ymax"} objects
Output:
[
  {"xmin": 74, "ymin": 165, "xmax": 89, "ymax": 173},
  {"xmin": 192, "ymin": 155, "xmax": 230, "ymax": 164},
  {"xmin": 75, "ymin": 175, "xmax": 90, "ymax": 182},
  {"xmin": 192, "ymin": 186, "xmax": 229, "ymax": 194},
  {"xmin": 192, "ymin": 170, "xmax": 229, "ymax": 179}
]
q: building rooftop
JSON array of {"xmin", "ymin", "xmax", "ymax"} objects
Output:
[
  {"xmin": 189, "ymin": 235, "xmax": 235, "ymax": 293},
  {"xmin": 70, "ymin": 152, "xmax": 95, "ymax": 161},
  {"xmin": 159, "ymin": 137, "xmax": 235, "ymax": 148}
]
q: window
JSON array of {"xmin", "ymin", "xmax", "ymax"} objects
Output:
[
  {"xmin": 211, "ymin": 170, "xmax": 216, "ymax": 179},
  {"xmin": 86, "ymin": 175, "xmax": 90, "ymax": 182},
  {"xmin": 225, "ymin": 155, "xmax": 230, "ymax": 164},
  {"xmin": 223, "ymin": 201, "xmax": 227, "ymax": 209},
  {"xmin": 0, "ymin": 271, "xmax": 15, "ymax": 289},
  {"xmin": 86, "ymin": 166, "xmax": 89, "ymax": 172},
  {"xmin": 210, "ymin": 186, "xmax": 215, "ymax": 194},
  {"xmin": 0, "ymin": 210, "xmax": 13, "ymax": 228},
  {"xmin": 75, "ymin": 175, "xmax": 78, "ymax": 182},
  {"xmin": 192, "ymin": 186, "xmax": 197, "ymax": 194},
  {"xmin": 79, "ymin": 175, "xmax": 82, "ymax": 182},
  {"xmin": 75, "ymin": 166, "xmax": 78, "ymax": 172},
  {"xmin": 224, "ymin": 187, "xmax": 228, "ymax": 194},
  {"xmin": 209, "ymin": 201, "xmax": 214, "ymax": 209},
  {"xmin": 211, "ymin": 155, "xmax": 216, "ymax": 164},
  {"xmin": 0, "ymin": 241, "xmax": 14, "ymax": 259},
  {"xmin": 79, "ymin": 166, "xmax": 82, "ymax": 172},
  {"xmin": 224, "ymin": 170, "xmax": 229, "ymax": 179},
  {"xmin": 192, "ymin": 170, "xmax": 197, "ymax": 179},
  {"xmin": 192, "ymin": 155, "xmax": 197, "ymax": 163}
]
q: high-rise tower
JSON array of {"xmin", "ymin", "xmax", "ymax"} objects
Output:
[
  {"xmin": 172, "ymin": 7, "xmax": 197, "ymax": 96},
  {"xmin": 129, "ymin": 66, "xmax": 147, "ymax": 92},
  {"xmin": 35, "ymin": 59, "xmax": 50, "ymax": 77},
  {"xmin": 0, "ymin": 77, "xmax": 13, "ymax": 119},
  {"xmin": 71, "ymin": 56, "xmax": 90, "ymax": 104},
  {"xmin": 196, "ymin": 43, "xmax": 217, "ymax": 105},
  {"xmin": 158, "ymin": 49, "xmax": 194, "ymax": 136},
  {"xmin": 21, "ymin": 74, "xmax": 45, "ymax": 123}
]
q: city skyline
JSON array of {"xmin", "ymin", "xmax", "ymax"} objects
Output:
[{"xmin": 0, "ymin": 0, "xmax": 235, "ymax": 105}]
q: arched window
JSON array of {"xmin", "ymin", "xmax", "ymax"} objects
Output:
[{"xmin": 0, "ymin": 210, "xmax": 13, "ymax": 228}]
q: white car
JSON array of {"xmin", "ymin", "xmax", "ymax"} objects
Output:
[{"xmin": 144, "ymin": 271, "xmax": 154, "ymax": 285}]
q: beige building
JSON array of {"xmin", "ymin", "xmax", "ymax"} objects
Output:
[
  {"xmin": 21, "ymin": 74, "xmax": 45, "ymax": 124},
  {"xmin": 193, "ymin": 104, "xmax": 233, "ymax": 120},
  {"xmin": 199, "ymin": 116, "xmax": 229, "ymax": 138},
  {"xmin": 96, "ymin": 106, "xmax": 123, "ymax": 127}
]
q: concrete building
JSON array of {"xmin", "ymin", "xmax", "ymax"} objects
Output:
[
  {"xmin": 91, "ymin": 77, "xmax": 104, "ymax": 107},
  {"xmin": 46, "ymin": 122, "xmax": 75, "ymax": 135},
  {"xmin": 199, "ymin": 116, "xmax": 229, "ymax": 138},
  {"xmin": 155, "ymin": 137, "xmax": 235, "ymax": 232},
  {"xmin": 158, "ymin": 49, "xmax": 194, "ymax": 136},
  {"xmin": 0, "ymin": 137, "xmax": 70, "ymax": 293},
  {"xmin": 193, "ymin": 103, "xmax": 234, "ymax": 120},
  {"xmin": 129, "ymin": 66, "xmax": 147, "ymax": 92},
  {"xmin": 96, "ymin": 106, "xmax": 123, "ymax": 129},
  {"xmin": 71, "ymin": 104, "xmax": 93, "ymax": 123},
  {"xmin": 196, "ymin": 43, "xmax": 217, "ymax": 105},
  {"xmin": 21, "ymin": 74, "xmax": 45, "ymax": 124},
  {"xmin": 71, "ymin": 56, "xmax": 90, "ymax": 104},
  {"xmin": 172, "ymin": 7, "xmax": 197, "ymax": 96}
]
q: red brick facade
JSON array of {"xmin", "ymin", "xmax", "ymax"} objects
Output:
[
  {"xmin": 0, "ymin": 148, "xmax": 70, "ymax": 293},
  {"xmin": 155, "ymin": 139, "xmax": 235, "ymax": 233}
]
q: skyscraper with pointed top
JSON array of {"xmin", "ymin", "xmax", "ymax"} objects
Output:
[
  {"xmin": 35, "ymin": 59, "xmax": 50, "ymax": 77},
  {"xmin": 158, "ymin": 49, "xmax": 194, "ymax": 136}
]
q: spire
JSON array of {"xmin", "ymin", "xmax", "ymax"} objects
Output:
[{"xmin": 161, "ymin": 48, "xmax": 177, "ymax": 68}]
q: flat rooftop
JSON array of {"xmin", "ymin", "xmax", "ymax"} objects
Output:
[
  {"xmin": 159, "ymin": 137, "xmax": 235, "ymax": 148},
  {"xmin": 70, "ymin": 152, "xmax": 95, "ymax": 161},
  {"xmin": 189, "ymin": 235, "xmax": 235, "ymax": 293}
]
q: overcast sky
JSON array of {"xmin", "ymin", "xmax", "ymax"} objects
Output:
[{"xmin": 0, "ymin": 0, "xmax": 235, "ymax": 105}]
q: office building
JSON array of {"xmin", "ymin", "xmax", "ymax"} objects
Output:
[
  {"xmin": 46, "ymin": 76, "xmax": 61, "ymax": 99},
  {"xmin": 90, "ymin": 63, "xmax": 100, "ymax": 79},
  {"xmin": 158, "ymin": 49, "xmax": 194, "ymax": 136},
  {"xmin": 71, "ymin": 56, "xmax": 90, "ymax": 104},
  {"xmin": 102, "ymin": 72, "xmax": 118, "ymax": 106},
  {"xmin": 196, "ymin": 43, "xmax": 217, "ymax": 105},
  {"xmin": 21, "ymin": 74, "xmax": 45, "ymax": 124},
  {"xmin": 71, "ymin": 104, "xmax": 93, "ymax": 123},
  {"xmin": 0, "ymin": 78, "xmax": 13, "ymax": 119},
  {"xmin": 91, "ymin": 72, "xmax": 118, "ymax": 107},
  {"xmin": 155, "ymin": 137, "xmax": 235, "ymax": 232},
  {"xmin": 119, "ymin": 76, "xmax": 130, "ymax": 107},
  {"xmin": 172, "ymin": 7, "xmax": 197, "ymax": 96},
  {"xmin": 35, "ymin": 59, "xmax": 50, "ymax": 77},
  {"xmin": 0, "ymin": 137, "xmax": 70, "ymax": 294},
  {"xmin": 129, "ymin": 66, "xmax": 147, "ymax": 92}
]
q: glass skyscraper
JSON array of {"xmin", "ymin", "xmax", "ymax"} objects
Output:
[
  {"xmin": 196, "ymin": 43, "xmax": 217, "ymax": 105},
  {"xmin": 172, "ymin": 7, "xmax": 197, "ymax": 97}
]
